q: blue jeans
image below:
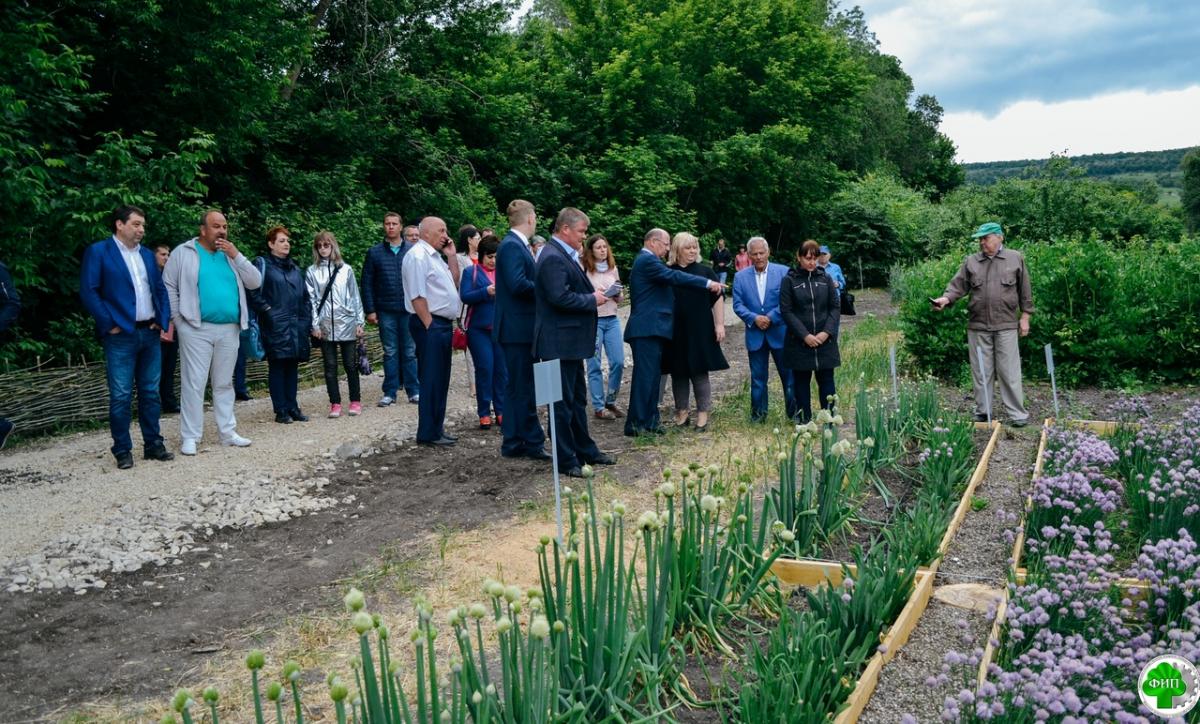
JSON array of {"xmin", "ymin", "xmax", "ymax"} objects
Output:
[
  {"xmin": 102, "ymin": 326, "xmax": 164, "ymax": 456},
  {"xmin": 468, "ymin": 327, "xmax": 507, "ymax": 418},
  {"xmin": 587, "ymin": 316, "xmax": 625, "ymax": 411},
  {"xmin": 717, "ymin": 271, "xmax": 728, "ymax": 286},
  {"xmin": 747, "ymin": 345, "xmax": 794, "ymax": 420},
  {"xmin": 378, "ymin": 310, "xmax": 419, "ymax": 399}
]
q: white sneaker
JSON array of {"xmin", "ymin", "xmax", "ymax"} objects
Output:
[
  {"xmin": 180, "ymin": 439, "xmax": 197, "ymax": 456},
  {"xmin": 222, "ymin": 433, "xmax": 252, "ymax": 447},
  {"xmin": 378, "ymin": 396, "xmax": 395, "ymax": 407}
]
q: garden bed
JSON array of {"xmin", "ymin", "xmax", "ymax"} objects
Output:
[{"xmin": 966, "ymin": 408, "xmax": 1200, "ymax": 721}]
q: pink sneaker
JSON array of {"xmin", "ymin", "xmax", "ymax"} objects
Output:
[
  {"xmin": 329, "ymin": 403, "xmax": 342, "ymax": 418},
  {"xmin": 348, "ymin": 402, "xmax": 362, "ymax": 416}
]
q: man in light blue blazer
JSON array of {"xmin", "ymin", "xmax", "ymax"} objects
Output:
[
  {"xmin": 731, "ymin": 237, "xmax": 794, "ymax": 422},
  {"xmin": 80, "ymin": 204, "xmax": 175, "ymax": 468}
]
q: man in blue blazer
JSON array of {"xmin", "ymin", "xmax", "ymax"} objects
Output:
[
  {"xmin": 493, "ymin": 200, "xmax": 550, "ymax": 460},
  {"xmin": 533, "ymin": 207, "xmax": 616, "ymax": 477},
  {"xmin": 79, "ymin": 205, "xmax": 175, "ymax": 468},
  {"xmin": 732, "ymin": 237, "xmax": 794, "ymax": 422},
  {"xmin": 623, "ymin": 228, "xmax": 723, "ymax": 436}
]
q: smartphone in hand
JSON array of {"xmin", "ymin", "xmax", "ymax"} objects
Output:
[{"xmin": 603, "ymin": 283, "xmax": 622, "ymax": 298}]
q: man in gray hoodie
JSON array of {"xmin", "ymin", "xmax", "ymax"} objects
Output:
[{"xmin": 162, "ymin": 210, "xmax": 263, "ymax": 455}]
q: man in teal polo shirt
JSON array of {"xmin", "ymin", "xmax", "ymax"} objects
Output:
[{"xmin": 163, "ymin": 210, "xmax": 263, "ymax": 455}]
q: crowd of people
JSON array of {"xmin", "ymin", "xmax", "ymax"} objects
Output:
[{"xmin": 2, "ymin": 204, "xmax": 1032, "ymax": 470}]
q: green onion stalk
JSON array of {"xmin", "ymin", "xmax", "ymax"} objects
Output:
[
  {"xmin": 246, "ymin": 650, "xmax": 267, "ymax": 724},
  {"xmin": 202, "ymin": 687, "xmax": 219, "ymax": 724},
  {"xmin": 282, "ymin": 661, "xmax": 304, "ymax": 724},
  {"xmin": 535, "ymin": 479, "xmax": 646, "ymax": 720}
]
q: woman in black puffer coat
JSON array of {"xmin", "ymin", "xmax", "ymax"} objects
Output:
[
  {"xmin": 248, "ymin": 226, "xmax": 312, "ymax": 423},
  {"xmin": 780, "ymin": 239, "xmax": 840, "ymax": 423}
]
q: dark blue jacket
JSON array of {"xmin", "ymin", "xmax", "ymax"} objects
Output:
[
  {"xmin": 248, "ymin": 255, "xmax": 312, "ymax": 361},
  {"xmin": 533, "ymin": 238, "xmax": 597, "ymax": 361},
  {"xmin": 79, "ymin": 237, "xmax": 171, "ymax": 336},
  {"xmin": 623, "ymin": 249, "xmax": 710, "ymax": 341},
  {"xmin": 459, "ymin": 263, "xmax": 497, "ymax": 330},
  {"xmin": 361, "ymin": 241, "xmax": 409, "ymax": 314},
  {"xmin": 493, "ymin": 230, "xmax": 537, "ymax": 344},
  {"xmin": 0, "ymin": 261, "xmax": 21, "ymax": 333}
]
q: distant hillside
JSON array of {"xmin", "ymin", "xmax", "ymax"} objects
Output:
[{"xmin": 964, "ymin": 147, "xmax": 1190, "ymax": 186}]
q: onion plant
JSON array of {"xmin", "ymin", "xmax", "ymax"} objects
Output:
[{"xmin": 768, "ymin": 415, "xmax": 869, "ymax": 556}]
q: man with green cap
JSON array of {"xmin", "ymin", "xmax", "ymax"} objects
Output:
[{"xmin": 930, "ymin": 222, "xmax": 1033, "ymax": 427}]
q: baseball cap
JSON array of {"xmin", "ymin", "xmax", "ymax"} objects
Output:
[
  {"xmin": 818, "ymin": 245, "xmax": 831, "ymax": 254},
  {"xmin": 972, "ymin": 222, "xmax": 1003, "ymax": 238}
]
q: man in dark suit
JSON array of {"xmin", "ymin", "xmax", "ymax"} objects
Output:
[
  {"xmin": 623, "ymin": 228, "xmax": 723, "ymax": 436},
  {"xmin": 732, "ymin": 237, "xmax": 794, "ymax": 422},
  {"xmin": 79, "ymin": 204, "xmax": 175, "ymax": 468},
  {"xmin": 533, "ymin": 207, "xmax": 616, "ymax": 477},
  {"xmin": 494, "ymin": 200, "xmax": 550, "ymax": 460}
]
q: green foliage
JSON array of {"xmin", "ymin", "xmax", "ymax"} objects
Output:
[
  {"xmin": 893, "ymin": 237, "xmax": 1200, "ymax": 386},
  {"xmin": 965, "ymin": 147, "xmax": 1191, "ymax": 186},
  {"xmin": 1182, "ymin": 147, "xmax": 1200, "ymax": 233}
]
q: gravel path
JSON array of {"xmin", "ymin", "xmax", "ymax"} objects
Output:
[{"xmin": 859, "ymin": 426, "xmax": 1038, "ymax": 723}]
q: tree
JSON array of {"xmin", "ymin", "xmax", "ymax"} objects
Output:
[{"xmin": 1182, "ymin": 147, "xmax": 1200, "ymax": 233}]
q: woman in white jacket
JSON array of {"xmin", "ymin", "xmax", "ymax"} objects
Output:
[{"xmin": 305, "ymin": 231, "xmax": 365, "ymax": 417}]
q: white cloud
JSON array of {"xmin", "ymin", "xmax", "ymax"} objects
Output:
[{"xmin": 943, "ymin": 85, "xmax": 1200, "ymax": 162}]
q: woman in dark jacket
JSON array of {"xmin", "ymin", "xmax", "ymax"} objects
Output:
[
  {"xmin": 458, "ymin": 234, "xmax": 507, "ymax": 429},
  {"xmin": 780, "ymin": 239, "xmax": 840, "ymax": 423},
  {"xmin": 249, "ymin": 226, "xmax": 312, "ymax": 423},
  {"xmin": 664, "ymin": 232, "xmax": 728, "ymax": 431}
]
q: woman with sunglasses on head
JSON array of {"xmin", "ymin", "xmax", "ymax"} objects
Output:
[
  {"xmin": 305, "ymin": 231, "xmax": 365, "ymax": 418},
  {"xmin": 780, "ymin": 239, "xmax": 840, "ymax": 423}
]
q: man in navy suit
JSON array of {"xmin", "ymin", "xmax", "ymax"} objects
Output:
[
  {"xmin": 623, "ymin": 228, "xmax": 723, "ymax": 436},
  {"xmin": 494, "ymin": 200, "xmax": 550, "ymax": 460},
  {"xmin": 732, "ymin": 237, "xmax": 794, "ymax": 422},
  {"xmin": 533, "ymin": 207, "xmax": 616, "ymax": 477},
  {"xmin": 80, "ymin": 205, "xmax": 175, "ymax": 468}
]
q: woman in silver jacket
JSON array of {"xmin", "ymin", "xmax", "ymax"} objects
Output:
[{"xmin": 305, "ymin": 231, "xmax": 366, "ymax": 417}]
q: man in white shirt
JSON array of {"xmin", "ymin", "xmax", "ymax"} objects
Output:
[
  {"xmin": 731, "ymin": 237, "xmax": 794, "ymax": 422},
  {"xmin": 403, "ymin": 216, "xmax": 461, "ymax": 446},
  {"xmin": 79, "ymin": 205, "xmax": 175, "ymax": 468}
]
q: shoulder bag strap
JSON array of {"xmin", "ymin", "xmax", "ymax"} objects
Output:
[{"xmin": 316, "ymin": 264, "xmax": 342, "ymax": 316}]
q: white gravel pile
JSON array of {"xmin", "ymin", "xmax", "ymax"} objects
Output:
[{"xmin": 1, "ymin": 473, "xmax": 349, "ymax": 594}]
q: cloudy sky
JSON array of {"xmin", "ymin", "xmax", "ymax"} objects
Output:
[{"xmin": 853, "ymin": 0, "xmax": 1200, "ymax": 162}]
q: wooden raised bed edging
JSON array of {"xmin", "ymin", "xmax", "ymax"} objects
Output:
[
  {"xmin": 977, "ymin": 418, "xmax": 1149, "ymax": 689},
  {"xmin": 768, "ymin": 422, "xmax": 1003, "ymax": 722}
]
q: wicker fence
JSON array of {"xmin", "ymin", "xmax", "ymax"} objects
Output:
[{"xmin": 0, "ymin": 337, "xmax": 386, "ymax": 438}]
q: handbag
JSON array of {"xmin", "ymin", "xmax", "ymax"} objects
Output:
[
  {"xmin": 240, "ymin": 257, "xmax": 268, "ymax": 360},
  {"xmin": 452, "ymin": 325, "xmax": 469, "ymax": 351},
  {"xmin": 840, "ymin": 290, "xmax": 857, "ymax": 316},
  {"xmin": 451, "ymin": 267, "xmax": 475, "ymax": 351},
  {"xmin": 356, "ymin": 339, "xmax": 372, "ymax": 376}
]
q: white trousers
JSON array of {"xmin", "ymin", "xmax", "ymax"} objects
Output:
[
  {"xmin": 967, "ymin": 328, "xmax": 1028, "ymax": 422},
  {"xmin": 177, "ymin": 321, "xmax": 241, "ymax": 443}
]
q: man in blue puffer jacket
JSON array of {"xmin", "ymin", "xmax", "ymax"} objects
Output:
[{"xmin": 361, "ymin": 212, "xmax": 419, "ymax": 406}]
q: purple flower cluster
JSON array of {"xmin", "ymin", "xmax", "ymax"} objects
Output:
[
  {"xmin": 1114, "ymin": 402, "xmax": 1200, "ymax": 543},
  {"xmin": 1128, "ymin": 529, "xmax": 1200, "ymax": 638}
]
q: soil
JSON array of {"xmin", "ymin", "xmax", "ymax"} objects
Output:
[{"xmin": 0, "ymin": 295, "xmax": 798, "ymax": 722}]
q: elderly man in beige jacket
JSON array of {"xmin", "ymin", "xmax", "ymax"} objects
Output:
[{"xmin": 931, "ymin": 222, "xmax": 1033, "ymax": 427}]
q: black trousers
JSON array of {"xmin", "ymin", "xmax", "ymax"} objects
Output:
[
  {"xmin": 625, "ymin": 336, "xmax": 665, "ymax": 435},
  {"xmin": 500, "ymin": 341, "xmax": 546, "ymax": 456},
  {"xmin": 321, "ymin": 339, "xmax": 360, "ymax": 405},
  {"xmin": 160, "ymin": 338, "xmax": 179, "ymax": 409},
  {"xmin": 791, "ymin": 368, "xmax": 836, "ymax": 423},
  {"xmin": 410, "ymin": 316, "xmax": 453, "ymax": 442},
  {"xmin": 550, "ymin": 358, "xmax": 601, "ymax": 471},
  {"xmin": 267, "ymin": 358, "xmax": 300, "ymax": 414}
]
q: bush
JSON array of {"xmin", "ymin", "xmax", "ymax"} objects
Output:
[{"xmin": 892, "ymin": 236, "xmax": 1200, "ymax": 387}]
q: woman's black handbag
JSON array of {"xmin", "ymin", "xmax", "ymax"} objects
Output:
[
  {"xmin": 357, "ymin": 339, "xmax": 372, "ymax": 376},
  {"xmin": 840, "ymin": 290, "xmax": 857, "ymax": 316}
]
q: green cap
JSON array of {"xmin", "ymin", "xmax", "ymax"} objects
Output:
[{"xmin": 972, "ymin": 222, "xmax": 1003, "ymax": 238}]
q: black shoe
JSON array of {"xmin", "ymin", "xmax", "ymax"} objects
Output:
[
  {"xmin": 115, "ymin": 451, "xmax": 134, "ymax": 469},
  {"xmin": 0, "ymin": 419, "xmax": 13, "ymax": 451},
  {"xmin": 973, "ymin": 413, "xmax": 989, "ymax": 423},
  {"xmin": 275, "ymin": 412, "xmax": 293, "ymax": 424},
  {"xmin": 418, "ymin": 436, "xmax": 456, "ymax": 447},
  {"xmin": 442, "ymin": 433, "xmax": 458, "ymax": 442},
  {"xmin": 236, "ymin": 392, "xmax": 252, "ymax": 402},
  {"xmin": 144, "ymin": 445, "xmax": 175, "ymax": 462},
  {"xmin": 1009, "ymin": 418, "xmax": 1029, "ymax": 428},
  {"xmin": 588, "ymin": 452, "xmax": 616, "ymax": 465},
  {"xmin": 563, "ymin": 466, "xmax": 585, "ymax": 478},
  {"xmin": 289, "ymin": 409, "xmax": 309, "ymax": 422},
  {"xmin": 526, "ymin": 449, "xmax": 553, "ymax": 461}
]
